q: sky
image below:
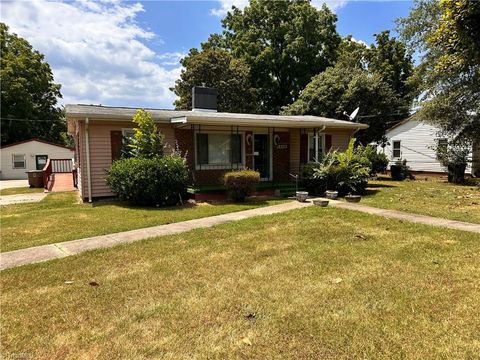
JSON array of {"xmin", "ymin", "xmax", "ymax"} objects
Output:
[{"xmin": 1, "ymin": 0, "xmax": 413, "ymax": 109}]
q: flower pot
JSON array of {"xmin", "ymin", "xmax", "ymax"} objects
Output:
[
  {"xmin": 325, "ymin": 190, "xmax": 338, "ymax": 199},
  {"xmin": 296, "ymin": 191, "xmax": 308, "ymax": 202},
  {"xmin": 447, "ymin": 163, "xmax": 466, "ymax": 184},
  {"xmin": 345, "ymin": 195, "xmax": 361, "ymax": 203},
  {"xmin": 313, "ymin": 199, "xmax": 329, "ymax": 207}
]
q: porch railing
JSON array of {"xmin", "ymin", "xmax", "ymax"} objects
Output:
[
  {"xmin": 42, "ymin": 158, "xmax": 74, "ymax": 190},
  {"xmin": 42, "ymin": 159, "xmax": 52, "ymax": 190},
  {"xmin": 51, "ymin": 158, "xmax": 73, "ymax": 173}
]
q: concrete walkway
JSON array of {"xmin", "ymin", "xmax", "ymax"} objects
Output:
[
  {"xmin": 0, "ymin": 180, "xmax": 29, "ymax": 190},
  {"xmin": 1, "ymin": 198, "xmax": 479, "ymax": 271},
  {"xmin": 0, "ymin": 200, "xmax": 311, "ymax": 270},
  {"xmin": 0, "ymin": 192, "xmax": 47, "ymax": 206},
  {"xmin": 327, "ymin": 199, "xmax": 480, "ymax": 234}
]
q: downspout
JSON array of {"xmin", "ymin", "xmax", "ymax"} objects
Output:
[
  {"xmin": 85, "ymin": 117, "xmax": 92, "ymax": 203},
  {"xmin": 315, "ymin": 126, "xmax": 326, "ymax": 160}
]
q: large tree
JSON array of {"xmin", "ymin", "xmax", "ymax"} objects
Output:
[
  {"xmin": 172, "ymin": 47, "xmax": 258, "ymax": 113},
  {"xmin": 397, "ymin": 0, "xmax": 480, "ymax": 143},
  {"xmin": 0, "ymin": 23, "xmax": 65, "ymax": 145},
  {"xmin": 367, "ymin": 30, "xmax": 416, "ymax": 115},
  {"xmin": 222, "ymin": 0, "xmax": 341, "ymax": 114},
  {"xmin": 282, "ymin": 64, "xmax": 398, "ymax": 144}
]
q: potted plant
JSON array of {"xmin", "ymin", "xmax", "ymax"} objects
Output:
[
  {"xmin": 390, "ymin": 159, "xmax": 409, "ymax": 181},
  {"xmin": 325, "ymin": 190, "xmax": 338, "ymax": 199},
  {"xmin": 345, "ymin": 193, "xmax": 361, "ymax": 203},
  {"xmin": 434, "ymin": 141, "xmax": 470, "ymax": 184},
  {"xmin": 313, "ymin": 199, "xmax": 329, "ymax": 207},
  {"xmin": 296, "ymin": 191, "xmax": 309, "ymax": 202}
]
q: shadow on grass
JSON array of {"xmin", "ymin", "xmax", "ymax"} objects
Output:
[{"xmin": 90, "ymin": 196, "xmax": 278, "ymax": 211}]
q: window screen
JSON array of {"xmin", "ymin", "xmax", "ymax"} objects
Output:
[
  {"xmin": 12, "ymin": 154, "xmax": 26, "ymax": 169},
  {"xmin": 392, "ymin": 141, "xmax": 401, "ymax": 158},
  {"xmin": 196, "ymin": 133, "xmax": 242, "ymax": 165}
]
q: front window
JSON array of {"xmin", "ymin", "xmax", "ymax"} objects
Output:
[
  {"xmin": 308, "ymin": 133, "xmax": 324, "ymax": 162},
  {"xmin": 12, "ymin": 154, "xmax": 26, "ymax": 169},
  {"xmin": 196, "ymin": 133, "xmax": 242, "ymax": 168},
  {"xmin": 122, "ymin": 129, "xmax": 134, "ymax": 142},
  {"xmin": 392, "ymin": 140, "xmax": 401, "ymax": 158}
]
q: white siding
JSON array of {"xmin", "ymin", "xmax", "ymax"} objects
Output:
[
  {"xmin": 0, "ymin": 141, "xmax": 74, "ymax": 180},
  {"xmin": 380, "ymin": 119, "xmax": 472, "ymax": 174}
]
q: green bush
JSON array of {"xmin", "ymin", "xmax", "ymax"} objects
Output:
[
  {"xmin": 106, "ymin": 155, "xmax": 189, "ymax": 206},
  {"xmin": 390, "ymin": 159, "xmax": 410, "ymax": 181},
  {"xmin": 302, "ymin": 162, "xmax": 323, "ymax": 194},
  {"xmin": 223, "ymin": 170, "xmax": 260, "ymax": 202},
  {"xmin": 303, "ymin": 139, "xmax": 371, "ymax": 196},
  {"xmin": 357, "ymin": 145, "xmax": 389, "ymax": 175}
]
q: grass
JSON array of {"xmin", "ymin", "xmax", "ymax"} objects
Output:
[
  {"xmin": 362, "ymin": 176, "xmax": 480, "ymax": 224},
  {"xmin": 0, "ymin": 192, "xmax": 286, "ymax": 252},
  {"xmin": 1, "ymin": 206, "xmax": 479, "ymax": 359},
  {"xmin": 0, "ymin": 187, "xmax": 44, "ymax": 196}
]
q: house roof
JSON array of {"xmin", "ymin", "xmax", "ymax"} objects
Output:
[
  {"xmin": 65, "ymin": 104, "xmax": 369, "ymax": 130},
  {"xmin": 0, "ymin": 138, "xmax": 74, "ymax": 150},
  {"xmin": 385, "ymin": 116, "xmax": 415, "ymax": 133}
]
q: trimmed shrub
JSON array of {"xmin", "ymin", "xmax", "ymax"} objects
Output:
[
  {"xmin": 223, "ymin": 170, "xmax": 260, "ymax": 202},
  {"xmin": 106, "ymin": 155, "xmax": 189, "ymax": 206}
]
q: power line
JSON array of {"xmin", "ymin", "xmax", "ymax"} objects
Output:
[{"xmin": 1, "ymin": 117, "xmax": 65, "ymax": 122}]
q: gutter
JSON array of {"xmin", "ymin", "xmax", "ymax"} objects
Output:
[{"xmin": 85, "ymin": 117, "xmax": 92, "ymax": 203}]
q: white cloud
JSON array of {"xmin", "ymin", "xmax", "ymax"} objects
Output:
[
  {"xmin": 2, "ymin": 0, "xmax": 181, "ymax": 108},
  {"xmin": 157, "ymin": 52, "xmax": 187, "ymax": 66},
  {"xmin": 211, "ymin": 0, "xmax": 348, "ymax": 17},
  {"xmin": 351, "ymin": 37, "xmax": 368, "ymax": 47}
]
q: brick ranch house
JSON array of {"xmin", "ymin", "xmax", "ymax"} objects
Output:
[{"xmin": 66, "ymin": 88, "xmax": 368, "ymax": 202}]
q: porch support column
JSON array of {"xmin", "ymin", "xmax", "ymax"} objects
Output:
[{"xmin": 314, "ymin": 128, "xmax": 318, "ymax": 162}]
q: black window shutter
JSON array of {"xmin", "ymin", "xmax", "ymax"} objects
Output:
[
  {"xmin": 325, "ymin": 134, "xmax": 332, "ymax": 152},
  {"xmin": 111, "ymin": 131, "xmax": 123, "ymax": 162},
  {"xmin": 230, "ymin": 134, "xmax": 241, "ymax": 163},
  {"xmin": 197, "ymin": 133, "xmax": 208, "ymax": 164}
]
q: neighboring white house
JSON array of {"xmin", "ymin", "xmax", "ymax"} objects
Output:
[
  {"xmin": 379, "ymin": 118, "xmax": 479, "ymax": 175},
  {"xmin": 0, "ymin": 139, "xmax": 74, "ymax": 180}
]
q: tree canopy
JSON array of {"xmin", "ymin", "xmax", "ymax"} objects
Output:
[
  {"xmin": 282, "ymin": 65, "xmax": 398, "ymax": 144},
  {"xmin": 282, "ymin": 32, "xmax": 413, "ymax": 144},
  {"xmin": 367, "ymin": 30, "xmax": 416, "ymax": 113},
  {"xmin": 397, "ymin": 0, "xmax": 480, "ymax": 143},
  {"xmin": 173, "ymin": 0, "xmax": 342, "ymax": 115},
  {"xmin": 171, "ymin": 47, "xmax": 258, "ymax": 113},
  {"xmin": 0, "ymin": 23, "xmax": 65, "ymax": 145},
  {"xmin": 222, "ymin": 0, "xmax": 341, "ymax": 114}
]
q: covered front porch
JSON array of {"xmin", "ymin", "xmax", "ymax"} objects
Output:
[{"xmin": 173, "ymin": 122, "xmax": 356, "ymax": 186}]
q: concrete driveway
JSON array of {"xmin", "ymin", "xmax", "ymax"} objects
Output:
[
  {"xmin": 0, "ymin": 192, "xmax": 47, "ymax": 206},
  {"xmin": 0, "ymin": 179, "xmax": 29, "ymax": 190}
]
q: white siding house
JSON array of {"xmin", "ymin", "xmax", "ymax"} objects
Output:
[
  {"xmin": 0, "ymin": 139, "xmax": 74, "ymax": 179},
  {"xmin": 380, "ymin": 118, "xmax": 477, "ymax": 174}
]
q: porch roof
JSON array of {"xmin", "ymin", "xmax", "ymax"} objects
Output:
[{"xmin": 66, "ymin": 104, "xmax": 368, "ymax": 130}]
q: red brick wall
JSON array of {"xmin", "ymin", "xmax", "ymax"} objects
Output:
[
  {"xmin": 273, "ymin": 131, "xmax": 291, "ymax": 182},
  {"xmin": 175, "ymin": 128, "xmax": 195, "ymax": 182},
  {"xmin": 195, "ymin": 169, "xmax": 228, "ymax": 185}
]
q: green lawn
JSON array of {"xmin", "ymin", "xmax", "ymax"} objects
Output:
[
  {"xmin": 0, "ymin": 187, "xmax": 44, "ymax": 196},
  {"xmin": 362, "ymin": 176, "xmax": 480, "ymax": 224},
  {"xmin": 0, "ymin": 192, "xmax": 286, "ymax": 252},
  {"xmin": 1, "ymin": 207, "xmax": 479, "ymax": 359}
]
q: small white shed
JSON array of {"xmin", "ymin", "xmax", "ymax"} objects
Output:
[
  {"xmin": 0, "ymin": 139, "xmax": 74, "ymax": 180},
  {"xmin": 379, "ymin": 118, "xmax": 477, "ymax": 174}
]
